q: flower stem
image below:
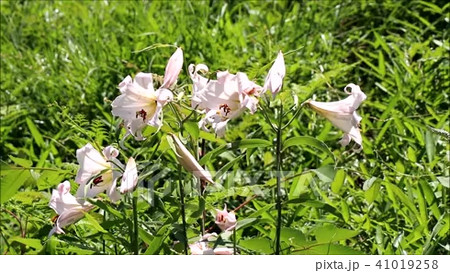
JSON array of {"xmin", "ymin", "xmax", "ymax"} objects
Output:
[
  {"xmin": 178, "ymin": 164, "xmax": 189, "ymax": 255},
  {"xmin": 132, "ymin": 195, "xmax": 139, "ymax": 255},
  {"xmin": 199, "ymin": 139, "xmax": 206, "ymax": 235},
  {"xmin": 233, "ymin": 228, "xmax": 237, "ymax": 255},
  {"xmin": 275, "ymin": 104, "xmax": 283, "ymax": 255}
]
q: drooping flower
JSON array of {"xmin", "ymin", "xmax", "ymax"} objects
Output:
[
  {"xmin": 215, "ymin": 204, "xmax": 237, "ymax": 231},
  {"xmin": 120, "ymin": 157, "xmax": 138, "ymax": 194},
  {"xmin": 306, "ymin": 83, "xmax": 367, "ymax": 150},
  {"xmin": 112, "ymin": 48, "xmax": 183, "ymax": 140},
  {"xmin": 75, "ymin": 143, "xmax": 123, "ymax": 202},
  {"xmin": 263, "ymin": 50, "xmax": 286, "ymax": 97},
  {"xmin": 189, "ymin": 233, "xmax": 233, "ymax": 255},
  {"xmin": 48, "ymin": 181, "xmax": 94, "ymax": 236},
  {"xmin": 168, "ymin": 133, "xmax": 214, "ymax": 184},
  {"xmin": 189, "ymin": 63, "xmax": 262, "ymax": 137}
]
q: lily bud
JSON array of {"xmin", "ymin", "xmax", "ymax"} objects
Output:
[
  {"xmin": 263, "ymin": 50, "xmax": 286, "ymax": 97},
  {"xmin": 120, "ymin": 157, "xmax": 138, "ymax": 194},
  {"xmin": 168, "ymin": 134, "xmax": 214, "ymax": 184},
  {"xmin": 162, "ymin": 47, "xmax": 183, "ymax": 89}
]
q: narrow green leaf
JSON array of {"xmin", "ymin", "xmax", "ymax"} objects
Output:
[
  {"xmin": 10, "ymin": 237, "xmax": 43, "ymax": 250},
  {"xmin": 26, "ymin": 118, "xmax": 45, "ymax": 147},
  {"xmin": 239, "ymin": 238, "xmax": 272, "ymax": 254},
  {"xmin": 1, "ymin": 169, "xmax": 30, "ymax": 204},
  {"xmin": 8, "ymin": 156, "xmax": 32, "ymax": 168},
  {"xmin": 425, "ymin": 130, "xmax": 436, "ymax": 163},
  {"xmin": 293, "ymin": 243, "xmax": 364, "ymax": 255},
  {"xmin": 314, "ymin": 225, "xmax": 359, "ymax": 243},
  {"xmin": 331, "ymin": 169, "xmax": 345, "ymax": 194},
  {"xmin": 312, "ymin": 165, "xmax": 336, "ymax": 183},
  {"xmin": 83, "ymin": 213, "xmax": 107, "ymax": 233},
  {"xmin": 200, "ymin": 139, "xmax": 272, "ymax": 165},
  {"xmin": 364, "ymin": 177, "xmax": 381, "ymax": 204},
  {"xmin": 385, "ymin": 182, "xmax": 421, "ymax": 223},
  {"xmin": 184, "ymin": 121, "xmax": 200, "ymax": 140},
  {"xmin": 378, "ymin": 51, "xmax": 385, "ymax": 77},
  {"xmin": 283, "ymin": 136, "xmax": 335, "ymax": 162},
  {"xmin": 281, "ymin": 227, "xmax": 307, "ymax": 247},
  {"xmin": 144, "ymin": 225, "xmax": 169, "ymax": 255},
  {"xmin": 236, "ymin": 218, "xmax": 258, "ymax": 230}
]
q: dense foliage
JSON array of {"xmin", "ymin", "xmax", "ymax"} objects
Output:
[{"xmin": 1, "ymin": 0, "xmax": 448, "ymax": 255}]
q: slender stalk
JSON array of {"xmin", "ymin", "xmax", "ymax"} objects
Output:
[
  {"xmin": 102, "ymin": 211, "xmax": 106, "ymax": 253},
  {"xmin": 132, "ymin": 195, "xmax": 139, "ymax": 255},
  {"xmin": 275, "ymin": 104, "xmax": 283, "ymax": 255},
  {"xmin": 178, "ymin": 164, "xmax": 189, "ymax": 255},
  {"xmin": 169, "ymin": 102, "xmax": 189, "ymax": 254},
  {"xmin": 199, "ymin": 139, "xmax": 206, "ymax": 235},
  {"xmin": 233, "ymin": 228, "xmax": 237, "ymax": 255}
]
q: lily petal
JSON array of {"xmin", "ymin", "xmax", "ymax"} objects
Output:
[
  {"xmin": 263, "ymin": 51, "xmax": 286, "ymax": 97},
  {"xmin": 162, "ymin": 48, "xmax": 183, "ymax": 89},
  {"xmin": 120, "ymin": 157, "xmax": 138, "ymax": 194},
  {"xmin": 306, "ymin": 83, "xmax": 366, "ymax": 150},
  {"xmin": 169, "ymin": 134, "xmax": 214, "ymax": 184}
]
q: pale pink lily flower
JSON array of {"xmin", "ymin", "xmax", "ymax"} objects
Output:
[
  {"xmin": 263, "ymin": 51, "xmax": 286, "ymax": 97},
  {"xmin": 189, "ymin": 233, "xmax": 233, "ymax": 255},
  {"xmin": 306, "ymin": 83, "xmax": 367, "ymax": 150},
  {"xmin": 112, "ymin": 48, "xmax": 183, "ymax": 140},
  {"xmin": 48, "ymin": 181, "xmax": 93, "ymax": 237},
  {"xmin": 75, "ymin": 143, "xmax": 123, "ymax": 202},
  {"xmin": 189, "ymin": 63, "xmax": 262, "ymax": 137},
  {"xmin": 120, "ymin": 157, "xmax": 138, "ymax": 194},
  {"xmin": 162, "ymin": 47, "xmax": 183, "ymax": 89},
  {"xmin": 215, "ymin": 204, "xmax": 237, "ymax": 231},
  {"xmin": 168, "ymin": 134, "xmax": 214, "ymax": 184}
]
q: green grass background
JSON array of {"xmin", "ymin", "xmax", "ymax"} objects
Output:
[{"xmin": 0, "ymin": 0, "xmax": 448, "ymax": 255}]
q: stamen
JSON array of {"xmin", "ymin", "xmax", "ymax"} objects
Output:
[
  {"xmin": 135, "ymin": 109, "xmax": 147, "ymax": 121},
  {"xmin": 219, "ymin": 104, "xmax": 231, "ymax": 116},
  {"xmin": 93, "ymin": 176, "xmax": 103, "ymax": 185},
  {"xmin": 51, "ymin": 215, "xmax": 59, "ymax": 223}
]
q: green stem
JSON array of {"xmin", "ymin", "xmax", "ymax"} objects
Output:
[
  {"xmin": 233, "ymin": 228, "xmax": 237, "ymax": 255},
  {"xmin": 132, "ymin": 195, "xmax": 139, "ymax": 255},
  {"xmin": 199, "ymin": 139, "xmax": 206, "ymax": 235},
  {"xmin": 178, "ymin": 164, "xmax": 189, "ymax": 255},
  {"xmin": 102, "ymin": 211, "xmax": 106, "ymax": 253},
  {"xmin": 275, "ymin": 104, "xmax": 283, "ymax": 255}
]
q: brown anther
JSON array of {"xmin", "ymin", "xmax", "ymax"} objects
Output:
[
  {"xmin": 93, "ymin": 176, "xmax": 103, "ymax": 185},
  {"xmin": 135, "ymin": 109, "xmax": 147, "ymax": 121},
  {"xmin": 219, "ymin": 104, "xmax": 231, "ymax": 116},
  {"xmin": 51, "ymin": 215, "xmax": 59, "ymax": 223}
]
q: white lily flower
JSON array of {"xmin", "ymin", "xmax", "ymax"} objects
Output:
[
  {"xmin": 215, "ymin": 204, "xmax": 237, "ymax": 231},
  {"xmin": 263, "ymin": 50, "xmax": 286, "ymax": 97},
  {"xmin": 306, "ymin": 83, "xmax": 367, "ymax": 150},
  {"xmin": 189, "ymin": 63, "xmax": 262, "ymax": 137},
  {"xmin": 189, "ymin": 233, "xmax": 233, "ymax": 255},
  {"xmin": 75, "ymin": 143, "xmax": 123, "ymax": 202},
  {"xmin": 48, "ymin": 181, "xmax": 93, "ymax": 236},
  {"xmin": 120, "ymin": 157, "xmax": 138, "ymax": 194},
  {"xmin": 168, "ymin": 134, "xmax": 214, "ymax": 184},
  {"xmin": 112, "ymin": 48, "xmax": 182, "ymax": 140}
]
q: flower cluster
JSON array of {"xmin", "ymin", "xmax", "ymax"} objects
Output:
[
  {"xmin": 47, "ymin": 46, "xmax": 368, "ymax": 255},
  {"xmin": 48, "ymin": 144, "xmax": 138, "ymax": 236},
  {"xmin": 188, "ymin": 50, "xmax": 286, "ymax": 137}
]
